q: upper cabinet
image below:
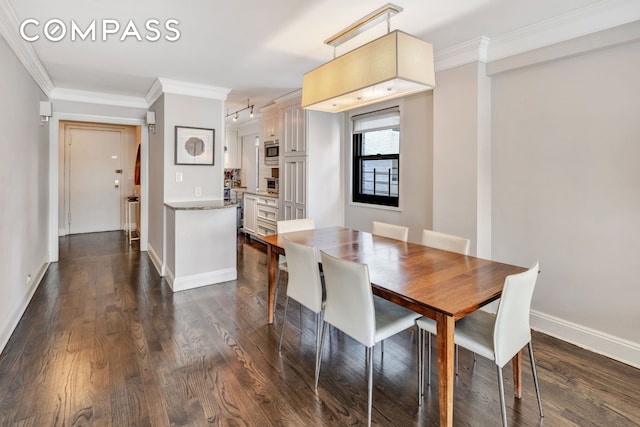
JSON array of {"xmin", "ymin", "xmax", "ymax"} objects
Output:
[
  {"xmin": 261, "ymin": 108, "xmax": 279, "ymax": 140},
  {"xmin": 282, "ymin": 103, "xmax": 306, "ymax": 156},
  {"xmin": 224, "ymin": 129, "xmax": 241, "ymax": 169}
]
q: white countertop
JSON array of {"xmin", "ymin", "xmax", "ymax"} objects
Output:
[{"xmin": 164, "ymin": 200, "xmax": 238, "ymax": 210}]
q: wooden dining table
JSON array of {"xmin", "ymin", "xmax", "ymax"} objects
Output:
[{"xmin": 260, "ymin": 226, "xmax": 527, "ymax": 427}]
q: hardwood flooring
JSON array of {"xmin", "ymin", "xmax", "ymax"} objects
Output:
[{"xmin": 0, "ymin": 231, "xmax": 639, "ymax": 426}]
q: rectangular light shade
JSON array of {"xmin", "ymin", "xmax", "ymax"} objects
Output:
[
  {"xmin": 146, "ymin": 111, "xmax": 156, "ymax": 125},
  {"xmin": 302, "ymin": 30, "xmax": 435, "ymax": 113}
]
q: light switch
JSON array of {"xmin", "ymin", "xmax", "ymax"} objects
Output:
[
  {"xmin": 195, "ymin": 186, "xmax": 201, "ymax": 197},
  {"xmin": 176, "ymin": 172, "xmax": 183, "ymax": 182}
]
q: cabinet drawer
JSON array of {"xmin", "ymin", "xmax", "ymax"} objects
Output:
[
  {"xmin": 256, "ymin": 219, "xmax": 277, "ymax": 237},
  {"xmin": 257, "ymin": 196, "xmax": 278, "ymax": 207},
  {"xmin": 257, "ymin": 205, "xmax": 277, "ymax": 222}
]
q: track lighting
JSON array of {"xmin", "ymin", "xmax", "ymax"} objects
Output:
[{"xmin": 226, "ymin": 98, "xmax": 255, "ymax": 121}]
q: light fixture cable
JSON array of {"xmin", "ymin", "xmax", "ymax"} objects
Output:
[{"xmin": 226, "ymin": 98, "xmax": 255, "ymax": 121}]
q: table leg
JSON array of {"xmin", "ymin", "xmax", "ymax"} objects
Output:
[
  {"xmin": 267, "ymin": 245, "xmax": 277, "ymax": 324},
  {"xmin": 512, "ymin": 349, "xmax": 522, "ymax": 398},
  {"xmin": 436, "ymin": 313, "xmax": 455, "ymax": 427}
]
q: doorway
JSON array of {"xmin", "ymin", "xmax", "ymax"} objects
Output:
[{"xmin": 60, "ymin": 122, "xmax": 140, "ymax": 236}]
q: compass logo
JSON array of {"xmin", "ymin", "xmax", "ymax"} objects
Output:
[{"xmin": 20, "ymin": 18, "xmax": 181, "ymax": 42}]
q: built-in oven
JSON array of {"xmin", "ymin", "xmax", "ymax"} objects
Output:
[{"xmin": 264, "ymin": 140, "xmax": 279, "ymax": 165}]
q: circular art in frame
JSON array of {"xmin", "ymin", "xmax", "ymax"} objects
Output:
[{"xmin": 175, "ymin": 126, "xmax": 215, "ymax": 165}]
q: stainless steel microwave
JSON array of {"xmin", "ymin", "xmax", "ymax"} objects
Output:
[{"xmin": 264, "ymin": 140, "xmax": 279, "ymax": 165}]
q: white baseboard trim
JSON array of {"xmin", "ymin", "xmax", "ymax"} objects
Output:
[
  {"xmin": 146, "ymin": 243, "xmax": 164, "ymax": 277},
  {"xmin": 531, "ymin": 309, "xmax": 640, "ymax": 369},
  {"xmin": 167, "ymin": 268, "xmax": 237, "ymax": 292},
  {"xmin": 0, "ymin": 257, "xmax": 50, "ymax": 354}
]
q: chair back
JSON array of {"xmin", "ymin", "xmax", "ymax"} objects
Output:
[
  {"xmin": 372, "ymin": 221, "xmax": 409, "ymax": 242},
  {"xmin": 493, "ymin": 262, "xmax": 539, "ymax": 367},
  {"xmin": 278, "ymin": 218, "xmax": 315, "ymax": 234},
  {"xmin": 282, "ymin": 239, "xmax": 324, "ymax": 313},
  {"xmin": 421, "ymin": 229, "xmax": 470, "ymax": 255},
  {"xmin": 320, "ymin": 251, "xmax": 376, "ymax": 347}
]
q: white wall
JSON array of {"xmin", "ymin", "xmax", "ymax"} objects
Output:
[
  {"xmin": 163, "ymin": 93, "xmax": 224, "ymax": 201},
  {"xmin": 491, "ymin": 39, "xmax": 640, "ymax": 366},
  {"xmin": 0, "ymin": 37, "xmax": 50, "ymax": 352},
  {"xmin": 343, "ymin": 93, "xmax": 434, "ymax": 243},
  {"xmin": 147, "ymin": 95, "xmax": 165, "ymax": 271}
]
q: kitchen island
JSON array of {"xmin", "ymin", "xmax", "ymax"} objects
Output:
[{"xmin": 164, "ymin": 200, "xmax": 237, "ymax": 292}]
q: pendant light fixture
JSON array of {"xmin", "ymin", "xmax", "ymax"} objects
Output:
[{"xmin": 301, "ymin": 3, "xmax": 435, "ymax": 113}]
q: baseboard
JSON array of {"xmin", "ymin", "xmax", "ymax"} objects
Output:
[
  {"xmin": 168, "ymin": 268, "xmax": 237, "ymax": 292},
  {"xmin": 0, "ymin": 257, "xmax": 49, "ymax": 354},
  {"xmin": 146, "ymin": 243, "xmax": 164, "ymax": 277},
  {"xmin": 531, "ymin": 309, "xmax": 640, "ymax": 369}
]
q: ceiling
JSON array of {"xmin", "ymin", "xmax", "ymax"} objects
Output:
[{"xmin": 5, "ymin": 0, "xmax": 612, "ymax": 120}]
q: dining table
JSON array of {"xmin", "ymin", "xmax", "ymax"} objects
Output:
[{"xmin": 260, "ymin": 226, "xmax": 527, "ymax": 427}]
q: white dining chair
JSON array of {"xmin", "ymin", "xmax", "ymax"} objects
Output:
[
  {"xmin": 274, "ymin": 218, "xmax": 316, "ymax": 315},
  {"xmin": 417, "ymin": 229, "xmax": 471, "ymax": 394},
  {"xmin": 455, "ymin": 262, "xmax": 543, "ymax": 426},
  {"xmin": 278, "ymin": 239, "xmax": 325, "ymax": 383},
  {"xmin": 417, "ymin": 263, "xmax": 543, "ymax": 426},
  {"xmin": 317, "ymin": 250, "xmax": 421, "ymax": 427},
  {"xmin": 372, "ymin": 221, "xmax": 409, "ymax": 242},
  {"xmin": 421, "ymin": 229, "xmax": 470, "ymax": 254}
]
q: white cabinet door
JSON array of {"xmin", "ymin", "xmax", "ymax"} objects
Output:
[
  {"xmin": 224, "ymin": 130, "xmax": 240, "ymax": 169},
  {"xmin": 282, "ymin": 156, "xmax": 307, "ymax": 220},
  {"xmin": 262, "ymin": 110, "xmax": 279, "ymax": 140},
  {"xmin": 243, "ymin": 193, "xmax": 257, "ymax": 234},
  {"xmin": 283, "ymin": 104, "xmax": 306, "ymax": 156}
]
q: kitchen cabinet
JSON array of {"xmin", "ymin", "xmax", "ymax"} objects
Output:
[
  {"xmin": 282, "ymin": 156, "xmax": 306, "ymax": 220},
  {"xmin": 282, "ymin": 103, "xmax": 306, "ymax": 156},
  {"xmin": 243, "ymin": 192, "xmax": 278, "ymax": 237},
  {"xmin": 224, "ymin": 129, "xmax": 241, "ymax": 169},
  {"xmin": 261, "ymin": 107, "xmax": 279, "ymax": 140},
  {"xmin": 243, "ymin": 193, "xmax": 257, "ymax": 234},
  {"xmin": 276, "ymin": 95, "xmax": 342, "ymax": 227}
]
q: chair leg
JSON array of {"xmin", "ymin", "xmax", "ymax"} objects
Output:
[
  {"xmin": 367, "ymin": 344, "xmax": 374, "ymax": 427},
  {"xmin": 273, "ymin": 268, "xmax": 282, "ymax": 316},
  {"xmin": 278, "ymin": 296, "xmax": 290, "ymax": 351},
  {"xmin": 427, "ymin": 333, "xmax": 432, "ymax": 386},
  {"xmin": 315, "ymin": 321, "xmax": 328, "ymax": 389},
  {"xmin": 315, "ymin": 313, "xmax": 322, "ymax": 387},
  {"xmin": 418, "ymin": 328, "xmax": 424, "ymax": 403},
  {"xmin": 497, "ymin": 366, "xmax": 508, "ymax": 427},
  {"xmin": 455, "ymin": 344, "xmax": 459, "ymax": 375},
  {"xmin": 528, "ymin": 342, "xmax": 544, "ymax": 418}
]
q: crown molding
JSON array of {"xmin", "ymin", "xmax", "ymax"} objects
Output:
[
  {"xmin": 145, "ymin": 78, "xmax": 230, "ymax": 106},
  {"xmin": 50, "ymin": 88, "xmax": 148, "ymax": 109},
  {"xmin": 434, "ymin": 0, "xmax": 640, "ymax": 73},
  {"xmin": 488, "ymin": 0, "xmax": 640, "ymax": 62},
  {"xmin": 0, "ymin": 0, "xmax": 54, "ymax": 95},
  {"xmin": 435, "ymin": 36, "xmax": 490, "ymax": 72}
]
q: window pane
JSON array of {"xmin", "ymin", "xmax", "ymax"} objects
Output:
[
  {"xmin": 362, "ymin": 129, "xmax": 399, "ymax": 156},
  {"xmin": 360, "ymin": 158, "xmax": 399, "ymax": 197}
]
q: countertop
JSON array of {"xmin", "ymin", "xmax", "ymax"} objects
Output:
[
  {"xmin": 164, "ymin": 200, "xmax": 238, "ymax": 210},
  {"xmin": 231, "ymin": 187, "xmax": 279, "ymax": 198}
]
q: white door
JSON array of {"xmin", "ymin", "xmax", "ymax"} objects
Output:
[{"xmin": 67, "ymin": 127, "xmax": 123, "ymax": 234}]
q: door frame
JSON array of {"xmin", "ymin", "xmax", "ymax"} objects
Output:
[{"xmin": 49, "ymin": 113, "xmax": 149, "ymax": 262}]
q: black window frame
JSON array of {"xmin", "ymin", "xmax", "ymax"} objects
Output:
[{"xmin": 352, "ymin": 129, "xmax": 400, "ymax": 207}]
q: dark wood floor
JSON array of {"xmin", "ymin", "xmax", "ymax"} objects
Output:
[{"xmin": 1, "ymin": 231, "xmax": 639, "ymax": 426}]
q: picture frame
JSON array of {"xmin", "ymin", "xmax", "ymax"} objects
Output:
[{"xmin": 175, "ymin": 126, "xmax": 215, "ymax": 165}]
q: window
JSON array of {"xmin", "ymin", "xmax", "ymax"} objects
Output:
[{"xmin": 352, "ymin": 107, "xmax": 400, "ymax": 207}]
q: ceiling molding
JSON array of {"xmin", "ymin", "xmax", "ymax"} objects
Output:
[
  {"xmin": 435, "ymin": 36, "xmax": 490, "ymax": 72},
  {"xmin": 487, "ymin": 0, "xmax": 640, "ymax": 62},
  {"xmin": 434, "ymin": 0, "xmax": 640, "ymax": 73},
  {"xmin": 50, "ymin": 88, "xmax": 148, "ymax": 109},
  {"xmin": 0, "ymin": 0, "xmax": 54, "ymax": 95},
  {"xmin": 146, "ymin": 78, "xmax": 231, "ymax": 105}
]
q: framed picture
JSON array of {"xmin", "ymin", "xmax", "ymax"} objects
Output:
[{"xmin": 175, "ymin": 126, "xmax": 215, "ymax": 165}]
